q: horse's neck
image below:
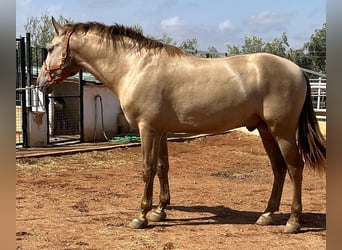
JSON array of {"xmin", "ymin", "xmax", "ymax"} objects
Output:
[{"xmin": 71, "ymin": 34, "xmax": 133, "ymax": 96}]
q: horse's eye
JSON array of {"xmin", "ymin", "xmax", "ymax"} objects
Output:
[{"xmin": 47, "ymin": 46, "xmax": 54, "ymax": 53}]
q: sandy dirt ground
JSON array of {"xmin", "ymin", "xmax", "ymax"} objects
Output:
[{"xmin": 16, "ymin": 131, "xmax": 326, "ymax": 250}]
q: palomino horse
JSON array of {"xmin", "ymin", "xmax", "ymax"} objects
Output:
[{"xmin": 37, "ymin": 17, "xmax": 326, "ymax": 233}]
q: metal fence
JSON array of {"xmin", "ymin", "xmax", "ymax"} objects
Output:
[
  {"xmin": 16, "ymin": 33, "xmax": 83, "ymax": 147},
  {"xmin": 16, "ymin": 37, "xmax": 28, "ymax": 146},
  {"xmin": 310, "ymin": 77, "xmax": 326, "ymax": 120},
  {"xmin": 46, "ymin": 79, "xmax": 82, "ymax": 144}
]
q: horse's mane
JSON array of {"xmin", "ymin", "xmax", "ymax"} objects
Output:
[{"xmin": 64, "ymin": 22, "xmax": 186, "ymax": 56}]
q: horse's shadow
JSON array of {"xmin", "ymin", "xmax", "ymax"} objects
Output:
[{"xmin": 155, "ymin": 205, "xmax": 325, "ymax": 232}]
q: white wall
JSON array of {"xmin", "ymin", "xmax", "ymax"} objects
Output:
[
  {"xmin": 27, "ymin": 111, "xmax": 48, "ymax": 146},
  {"xmin": 83, "ymin": 85, "xmax": 121, "ymax": 142}
]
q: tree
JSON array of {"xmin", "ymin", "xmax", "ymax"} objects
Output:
[
  {"xmin": 179, "ymin": 38, "xmax": 198, "ymax": 51},
  {"xmin": 226, "ymin": 44, "xmax": 241, "ymax": 56},
  {"xmin": 207, "ymin": 46, "xmax": 217, "ymax": 53},
  {"xmin": 264, "ymin": 33, "xmax": 289, "ymax": 57},
  {"xmin": 206, "ymin": 46, "xmax": 220, "ymax": 58},
  {"xmin": 287, "ymin": 48, "xmax": 312, "ymax": 70},
  {"xmin": 226, "ymin": 35, "xmax": 266, "ymax": 55},
  {"xmin": 159, "ymin": 33, "xmax": 177, "ymax": 46},
  {"xmin": 24, "ymin": 11, "xmax": 73, "ymax": 48},
  {"xmin": 225, "ymin": 24, "xmax": 326, "ymax": 73},
  {"xmin": 241, "ymin": 35, "xmax": 265, "ymax": 54},
  {"xmin": 239, "ymin": 33, "xmax": 290, "ymax": 56},
  {"xmin": 304, "ymin": 23, "xmax": 326, "ymax": 73}
]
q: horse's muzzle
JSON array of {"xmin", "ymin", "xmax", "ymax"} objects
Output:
[{"xmin": 36, "ymin": 67, "xmax": 54, "ymax": 94}]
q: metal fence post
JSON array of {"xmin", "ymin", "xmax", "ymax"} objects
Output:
[
  {"xmin": 26, "ymin": 33, "xmax": 32, "ymax": 86},
  {"xmin": 20, "ymin": 37, "xmax": 28, "ymax": 147},
  {"xmin": 79, "ymin": 70, "xmax": 84, "ymax": 142},
  {"xmin": 25, "ymin": 33, "xmax": 33, "ymax": 109},
  {"xmin": 317, "ymin": 77, "xmax": 321, "ymax": 110}
]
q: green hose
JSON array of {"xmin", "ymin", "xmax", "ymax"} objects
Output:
[
  {"xmin": 109, "ymin": 133, "xmax": 141, "ymax": 143},
  {"xmin": 94, "ymin": 95, "xmax": 140, "ymax": 143}
]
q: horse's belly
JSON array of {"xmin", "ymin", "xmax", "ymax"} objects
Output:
[{"xmin": 167, "ymin": 105, "xmax": 259, "ymax": 133}]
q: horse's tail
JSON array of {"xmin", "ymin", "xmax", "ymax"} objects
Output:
[{"xmin": 297, "ymin": 72, "xmax": 326, "ymax": 171}]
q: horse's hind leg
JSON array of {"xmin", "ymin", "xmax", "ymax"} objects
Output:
[
  {"xmin": 260, "ymin": 119, "xmax": 304, "ymax": 233},
  {"xmin": 274, "ymin": 134, "xmax": 304, "ymax": 233},
  {"xmin": 149, "ymin": 133, "xmax": 171, "ymax": 222},
  {"xmin": 256, "ymin": 122, "xmax": 287, "ymax": 226}
]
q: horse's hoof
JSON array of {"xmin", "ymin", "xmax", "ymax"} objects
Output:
[
  {"xmin": 284, "ymin": 222, "xmax": 301, "ymax": 234},
  {"xmin": 256, "ymin": 213, "xmax": 273, "ymax": 226},
  {"xmin": 149, "ymin": 210, "xmax": 167, "ymax": 222},
  {"xmin": 128, "ymin": 218, "xmax": 148, "ymax": 229}
]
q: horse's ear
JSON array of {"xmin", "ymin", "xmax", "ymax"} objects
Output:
[{"xmin": 51, "ymin": 16, "xmax": 64, "ymax": 35}]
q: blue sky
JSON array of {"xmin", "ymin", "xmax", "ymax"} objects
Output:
[{"xmin": 16, "ymin": 0, "xmax": 326, "ymax": 51}]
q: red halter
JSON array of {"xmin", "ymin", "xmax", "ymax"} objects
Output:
[{"xmin": 43, "ymin": 28, "xmax": 76, "ymax": 83}]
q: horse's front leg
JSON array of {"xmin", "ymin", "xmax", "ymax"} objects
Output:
[
  {"xmin": 129, "ymin": 127, "xmax": 161, "ymax": 229},
  {"xmin": 149, "ymin": 134, "xmax": 170, "ymax": 222}
]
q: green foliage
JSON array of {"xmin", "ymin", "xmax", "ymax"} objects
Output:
[
  {"xmin": 287, "ymin": 48, "xmax": 311, "ymax": 70},
  {"xmin": 225, "ymin": 24, "xmax": 326, "ymax": 73},
  {"xmin": 206, "ymin": 46, "xmax": 220, "ymax": 58},
  {"xmin": 179, "ymin": 38, "xmax": 198, "ymax": 51},
  {"xmin": 226, "ymin": 44, "xmax": 241, "ymax": 56},
  {"xmin": 226, "ymin": 32, "xmax": 290, "ymax": 57},
  {"xmin": 208, "ymin": 46, "xmax": 218, "ymax": 53},
  {"xmin": 264, "ymin": 33, "xmax": 289, "ymax": 57},
  {"xmin": 304, "ymin": 23, "xmax": 326, "ymax": 73},
  {"xmin": 24, "ymin": 11, "xmax": 73, "ymax": 48},
  {"xmin": 242, "ymin": 35, "xmax": 265, "ymax": 54},
  {"xmin": 159, "ymin": 33, "xmax": 177, "ymax": 46}
]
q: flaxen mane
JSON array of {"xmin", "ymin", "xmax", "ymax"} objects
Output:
[{"xmin": 64, "ymin": 22, "xmax": 186, "ymax": 56}]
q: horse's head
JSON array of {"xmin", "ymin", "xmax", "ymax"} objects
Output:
[{"xmin": 36, "ymin": 17, "xmax": 81, "ymax": 93}]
